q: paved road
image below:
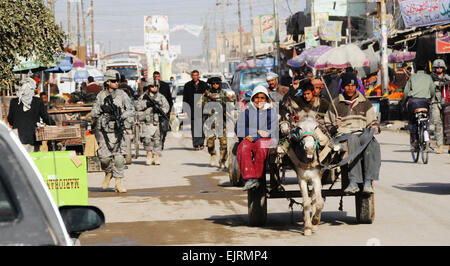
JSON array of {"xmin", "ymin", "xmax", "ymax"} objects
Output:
[{"xmin": 79, "ymin": 128, "xmax": 450, "ymax": 246}]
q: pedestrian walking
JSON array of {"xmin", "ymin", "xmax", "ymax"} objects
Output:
[
  {"xmin": 153, "ymin": 71, "xmax": 173, "ymax": 150},
  {"xmin": 182, "ymin": 70, "xmax": 209, "ymax": 150},
  {"xmin": 8, "ymin": 78, "xmax": 54, "ymax": 152},
  {"xmin": 430, "ymin": 59, "xmax": 450, "ymax": 154},
  {"xmin": 203, "ymin": 76, "xmax": 234, "ymax": 169},
  {"xmin": 135, "ymin": 79, "xmax": 170, "ymax": 166},
  {"xmin": 91, "ymin": 70, "xmax": 135, "ymax": 193}
]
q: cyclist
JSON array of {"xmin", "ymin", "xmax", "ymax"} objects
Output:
[{"xmin": 403, "ymin": 64, "xmax": 436, "ymax": 151}]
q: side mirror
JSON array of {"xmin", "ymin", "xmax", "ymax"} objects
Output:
[{"xmin": 59, "ymin": 206, "xmax": 105, "ymax": 235}]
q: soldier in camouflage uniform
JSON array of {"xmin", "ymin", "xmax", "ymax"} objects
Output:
[
  {"xmin": 91, "ymin": 70, "xmax": 135, "ymax": 193},
  {"xmin": 135, "ymin": 79, "xmax": 170, "ymax": 166},
  {"xmin": 202, "ymin": 77, "xmax": 234, "ymax": 169},
  {"xmin": 430, "ymin": 59, "xmax": 450, "ymax": 154}
]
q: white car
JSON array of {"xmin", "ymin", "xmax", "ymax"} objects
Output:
[{"xmin": 0, "ymin": 121, "xmax": 105, "ymax": 245}]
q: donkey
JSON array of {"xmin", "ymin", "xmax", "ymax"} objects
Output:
[{"xmin": 286, "ymin": 113, "xmax": 326, "ymax": 236}]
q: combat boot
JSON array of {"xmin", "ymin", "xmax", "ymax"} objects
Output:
[
  {"xmin": 101, "ymin": 172, "xmax": 113, "ymax": 190},
  {"xmin": 146, "ymin": 151, "xmax": 152, "ymax": 165},
  {"xmin": 114, "ymin": 178, "xmax": 127, "ymax": 193},
  {"xmin": 436, "ymin": 145, "xmax": 444, "ymax": 154},
  {"xmin": 210, "ymin": 154, "xmax": 217, "ymax": 167},
  {"xmin": 153, "ymin": 154, "xmax": 161, "ymax": 165}
]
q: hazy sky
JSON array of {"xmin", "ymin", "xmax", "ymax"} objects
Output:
[{"xmin": 54, "ymin": 0, "xmax": 306, "ymax": 56}]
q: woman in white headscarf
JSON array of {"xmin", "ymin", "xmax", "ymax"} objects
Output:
[
  {"xmin": 235, "ymin": 85, "xmax": 279, "ymax": 191},
  {"xmin": 8, "ymin": 78, "xmax": 54, "ymax": 152}
]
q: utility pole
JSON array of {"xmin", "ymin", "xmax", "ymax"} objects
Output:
[
  {"xmin": 90, "ymin": 0, "xmax": 95, "ymax": 65},
  {"xmin": 203, "ymin": 16, "xmax": 211, "ymax": 72},
  {"xmin": 347, "ymin": 0, "xmax": 351, "ymax": 43},
  {"xmin": 311, "ymin": 0, "xmax": 315, "ymax": 27},
  {"xmin": 273, "ymin": 0, "xmax": 281, "ymax": 75},
  {"xmin": 221, "ymin": 0, "xmax": 226, "ymax": 74},
  {"xmin": 76, "ymin": 0, "xmax": 81, "ymax": 54},
  {"xmin": 67, "ymin": 0, "xmax": 71, "ymax": 46},
  {"xmin": 81, "ymin": 0, "xmax": 87, "ymax": 62},
  {"xmin": 213, "ymin": 2, "xmax": 218, "ymax": 71},
  {"xmin": 237, "ymin": 0, "xmax": 244, "ymax": 62},
  {"xmin": 249, "ymin": 0, "xmax": 257, "ymax": 64},
  {"xmin": 380, "ymin": 0, "xmax": 389, "ymax": 95}
]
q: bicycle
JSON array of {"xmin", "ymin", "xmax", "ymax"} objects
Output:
[{"xmin": 411, "ymin": 108, "xmax": 430, "ymax": 164}]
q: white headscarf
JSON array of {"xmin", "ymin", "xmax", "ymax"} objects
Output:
[
  {"xmin": 16, "ymin": 78, "xmax": 36, "ymax": 112},
  {"xmin": 249, "ymin": 85, "xmax": 272, "ymax": 110}
]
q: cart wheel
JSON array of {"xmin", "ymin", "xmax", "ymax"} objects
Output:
[
  {"xmin": 228, "ymin": 143, "xmax": 243, "ymax": 186},
  {"xmin": 248, "ymin": 177, "xmax": 267, "ymax": 227},
  {"xmin": 355, "ymin": 192, "xmax": 375, "ymax": 224}
]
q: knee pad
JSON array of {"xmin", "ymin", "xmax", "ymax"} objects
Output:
[
  {"xmin": 114, "ymin": 155, "xmax": 126, "ymax": 170},
  {"xmin": 100, "ymin": 157, "xmax": 112, "ymax": 170}
]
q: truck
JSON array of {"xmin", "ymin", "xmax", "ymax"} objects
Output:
[{"xmin": 105, "ymin": 58, "xmax": 142, "ymax": 92}]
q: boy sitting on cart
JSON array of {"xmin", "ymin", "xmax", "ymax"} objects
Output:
[
  {"xmin": 324, "ymin": 72, "xmax": 381, "ymax": 194},
  {"xmin": 235, "ymin": 86, "xmax": 279, "ymax": 191}
]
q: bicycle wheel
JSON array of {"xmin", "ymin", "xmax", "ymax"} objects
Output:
[
  {"xmin": 420, "ymin": 127, "xmax": 429, "ymax": 164},
  {"xmin": 411, "ymin": 123, "xmax": 421, "ymax": 163}
]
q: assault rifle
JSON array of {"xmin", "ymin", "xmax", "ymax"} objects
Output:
[
  {"xmin": 144, "ymin": 93, "xmax": 169, "ymax": 121},
  {"xmin": 101, "ymin": 95, "xmax": 125, "ymax": 152}
]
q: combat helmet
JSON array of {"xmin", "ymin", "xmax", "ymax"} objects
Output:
[
  {"xmin": 104, "ymin": 69, "xmax": 121, "ymax": 82},
  {"xmin": 432, "ymin": 59, "xmax": 447, "ymax": 70}
]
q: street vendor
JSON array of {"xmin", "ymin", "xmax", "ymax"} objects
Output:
[
  {"xmin": 91, "ymin": 70, "xmax": 135, "ymax": 193},
  {"xmin": 8, "ymin": 78, "xmax": 54, "ymax": 152},
  {"xmin": 324, "ymin": 72, "xmax": 381, "ymax": 194}
]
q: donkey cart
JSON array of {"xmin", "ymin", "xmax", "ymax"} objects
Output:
[{"xmin": 229, "ymin": 142, "xmax": 375, "ymax": 227}]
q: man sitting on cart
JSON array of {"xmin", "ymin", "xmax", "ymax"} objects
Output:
[
  {"xmin": 235, "ymin": 86, "xmax": 279, "ymax": 191},
  {"xmin": 324, "ymin": 72, "xmax": 381, "ymax": 194}
]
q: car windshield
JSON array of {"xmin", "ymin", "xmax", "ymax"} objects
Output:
[
  {"xmin": 242, "ymin": 71, "xmax": 266, "ymax": 86},
  {"xmin": 177, "ymin": 86, "xmax": 184, "ymax": 95},
  {"xmin": 221, "ymin": 82, "xmax": 231, "ymax": 90},
  {"xmin": 106, "ymin": 65, "xmax": 139, "ymax": 80}
]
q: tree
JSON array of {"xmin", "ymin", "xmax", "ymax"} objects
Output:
[{"xmin": 0, "ymin": 0, "xmax": 65, "ymax": 83}]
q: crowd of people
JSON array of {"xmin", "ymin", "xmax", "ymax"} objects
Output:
[{"xmin": 6, "ymin": 57, "xmax": 449, "ymax": 194}]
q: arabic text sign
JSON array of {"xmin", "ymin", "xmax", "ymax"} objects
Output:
[
  {"xmin": 260, "ymin": 14, "xmax": 276, "ymax": 44},
  {"xmin": 399, "ymin": 0, "xmax": 450, "ymax": 28},
  {"xmin": 319, "ymin": 21, "xmax": 343, "ymax": 42},
  {"xmin": 437, "ymin": 31, "xmax": 450, "ymax": 54}
]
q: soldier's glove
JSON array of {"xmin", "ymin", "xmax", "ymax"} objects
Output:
[{"xmin": 101, "ymin": 104, "xmax": 114, "ymax": 114}]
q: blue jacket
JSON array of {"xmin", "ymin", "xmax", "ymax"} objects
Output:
[{"xmin": 235, "ymin": 102, "xmax": 278, "ymax": 144}]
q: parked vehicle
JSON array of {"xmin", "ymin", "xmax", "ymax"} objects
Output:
[
  {"xmin": 0, "ymin": 121, "xmax": 105, "ymax": 245},
  {"xmin": 105, "ymin": 58, "xmax": 142, "ymax": 91},
  {"xmin": 230, "ymin": 68, "xmax": 269, "ymax": 102},
  {"xmin": 221, "ymin": 81, "xmax": 236, "ymax": 102}
]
